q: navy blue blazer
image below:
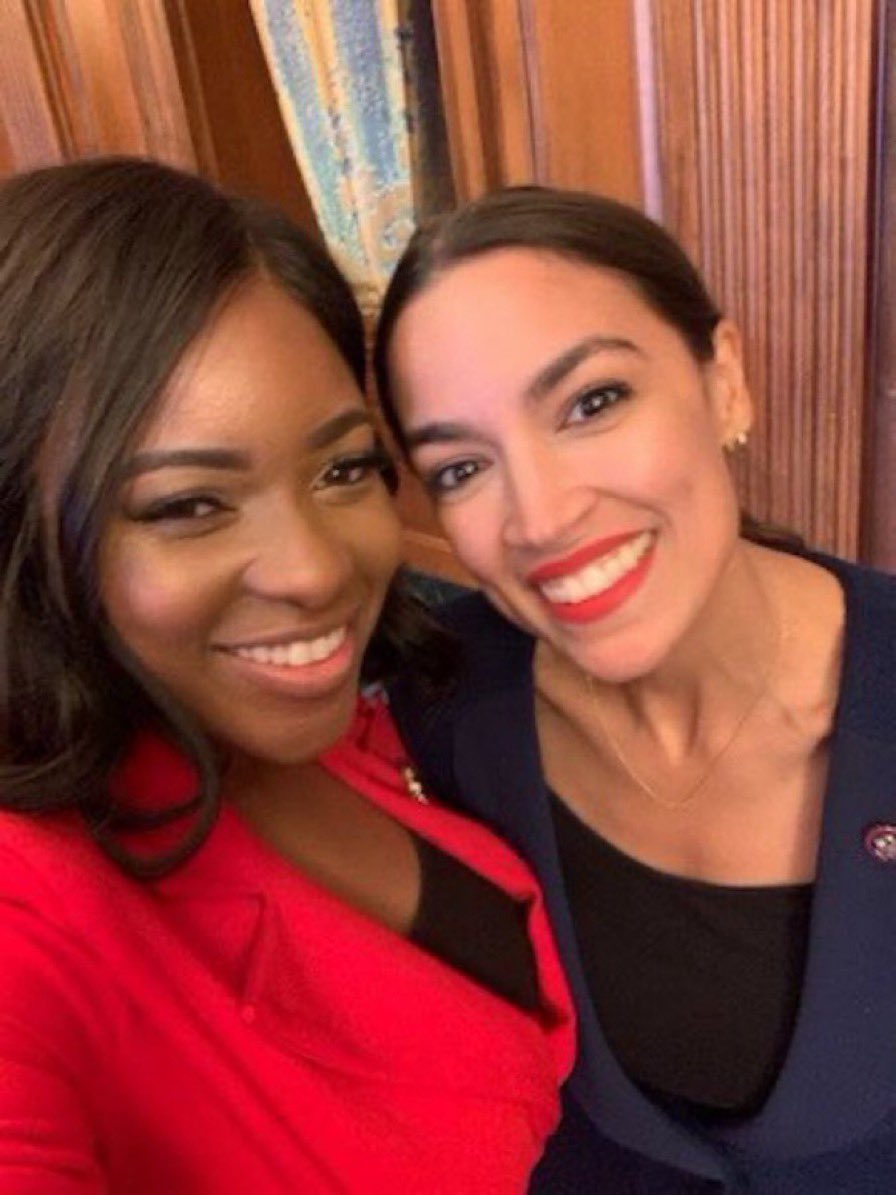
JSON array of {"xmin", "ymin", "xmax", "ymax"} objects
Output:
[{"xmin": 390, "ymin": 554, "xmax": 896, "ymax": 1191}]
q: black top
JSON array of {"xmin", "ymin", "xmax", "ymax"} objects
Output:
[
  {"xmin": 552, "ymin": 794, "xmax": 813, "ymax": 1119},
  {"xmin": 409, "ymin": 832, "xmax": 541, "ymax": 1013}
]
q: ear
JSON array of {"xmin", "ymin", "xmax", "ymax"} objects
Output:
[{"xmin": 705, "ymin": 319, "xmax": 753, "ymax": 449}]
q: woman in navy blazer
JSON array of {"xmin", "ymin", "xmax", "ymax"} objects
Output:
[{"xmin": 375, "ymin": 186, "xmax": 896, "ymax": 1191}]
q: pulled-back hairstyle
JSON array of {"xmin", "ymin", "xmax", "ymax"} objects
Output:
[
  {"xmin": 0, "ymin": 156, "xmax": 447, "ymax": 876},
  {"xmin": 374, "ymin": 184, "xmax": 803, "ymax": 553},
  {"xmin": 373, "ymin": 185, "xmax": 722, "ymax": 452}
]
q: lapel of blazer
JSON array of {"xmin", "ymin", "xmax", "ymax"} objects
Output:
[
  {"xmin": 713, "ymin": 557, "xmax": 896, "ymax": 1157},
  {"xmin": 159, "ymin": 803, "xmax": 566, "ymax": 1110}
]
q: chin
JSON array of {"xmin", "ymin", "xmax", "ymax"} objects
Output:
[
  {"xmin": 228, "ymin": 696, "xmax": 358, "ymax": 768},
  {"xmin": 572, "ymin": 629, "xmax": 676, "ymax": 685}
]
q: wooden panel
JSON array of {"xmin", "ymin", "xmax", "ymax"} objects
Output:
[
  {"xmin": 165, "ymin": 0, "xmax": 317, "ymax": 231},
  {"xmin": 0, "ymin": 1, "xmax": 67, "ymax": 170},
  {"xmin": 0, "ymin": 0, "xmax": 197, "ymax": 175},
  {"xmin": 526, "ymin": 0, "xmax": 642, "ymax": 202},
  {"xmin": 864, "ymin": 0, "xmax": 896, "ymax": 568},
  {"xmin": 431, "ymin": 0, "xmax": 642, "ymax": 203},
  {"xmin": 650, "ymin": 0, "xmax": 878, "ymax": 558},
  {"xmin": 0, "ymin": 0, "xmax": 317, "ymax": 229},
  {"xmin": 48, "ymin": 0, "xmax": 196, "ymax": 164},
  {"xmin": 431, "ymin": 0, "xmax": 534, "ymax": 199}
]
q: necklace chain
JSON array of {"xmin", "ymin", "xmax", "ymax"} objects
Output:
[{"xmin": 585, "ymin": 603, "xmax": 783, "ymax": 812}]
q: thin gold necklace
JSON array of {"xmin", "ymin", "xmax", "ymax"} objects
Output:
[{"xmin": 585, "ymin": 609, "xmax": 782, "ymax": 812}]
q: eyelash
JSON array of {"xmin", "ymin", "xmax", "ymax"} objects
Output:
[
  {"xmin": 562, "ymin": 380, "xmax": 632, "ymax": 426},
  {"xmin": 136, "ymin": 493, "xmax": 227, "ymax": 524},
  {"xmin": 424, "ymin": 458, "xmax": 484, "ymax": 497},
  {"xmin": 312, "ymin": 448, "xmax": 394, "ymax": 490},
  {"xmin": 133, "ymin": 449, "xmax": 394, "ymax": 525},
  {"xmin": 422, "ymin": 382, "xmax": 633, "ymax": 497}
]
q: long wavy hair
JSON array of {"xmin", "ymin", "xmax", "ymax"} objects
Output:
[{"xmin": 0, "ymin": 157, "xmax": 451, "ymax": 877}]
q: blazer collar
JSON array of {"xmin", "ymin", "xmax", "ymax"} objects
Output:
[
  {"xmin": 712, "ymin": 555, "xmax": 896, "ymax": 1156},
  {"xmin": 119, "ymin": 698, "xmax": 573, "ymax": 1117},
  {"xmin": 449, "ymin": 559, "xmax": 896, "ymax": 1174},
  {"xmin": 150, "ymin": 801, "xmax": 567, "ymax": 1115}
]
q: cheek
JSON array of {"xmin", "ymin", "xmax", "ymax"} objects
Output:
[
  {"xmin": 436, "ymin": 496, "xmax": 504, "ymax": 578},
  {"xmin": 615, "ymin": 404, "xmax": 732, "ymax": 510},
  {"xmin": 100, "ymin": 545, "xmax": 210, "ymax": 657},
  {"xmin": 345, "ymin": 495, "xmax": 403, "ymax": 589}
]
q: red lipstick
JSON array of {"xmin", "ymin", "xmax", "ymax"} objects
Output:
[
  {"xmin": 531, "ymin": 532, "xmax": 655, "ymax": 625},
  {"xmin": 527, "ymin": 531, "xmax": 647, "ymax": 584}
]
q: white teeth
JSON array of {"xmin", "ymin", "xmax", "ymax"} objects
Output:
[
  {"xmin": 287, "ymin": 641, "xmax": 312, "ymax": 666},
  {"xmin": 539, "ymin": 531, "xmax": 653, "ymax": 604},
  {"xmin": 231, "ymin": 626, "xmax": 347, "ymax": 667}
]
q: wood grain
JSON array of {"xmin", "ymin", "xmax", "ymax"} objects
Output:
[
  {"xmin": 650, "ymin": 0, "xmax": 878, "ymax": 558},
  {"xmin": 0, "ymin": 0, "xmax": 196, "ymax": 174},
  {"xmin": 0, "ymin": 1, "xmax": 67, "ymax": 170},
  {"xmin": 865, "ymin": 0, "xmax": 896, "ymax": 567},
  {"xmin": 165, "ymin": 0, "xmax": 318, "ymax": 231},
  {"xmin": 525, "ymin": 0, "xmax": 642, "ymax": 202},
  {"xmin": 431, "ymin": 0, "xmax": 641, "ymax": 202},
  {"xmin": 431, "ymin": 0, "xmax": 534, "ymax": 200}
]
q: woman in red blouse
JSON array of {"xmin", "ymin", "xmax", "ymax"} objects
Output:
[{"xmin": 0, "ymin": 158, "xmax": 574, "ymax": 1193}]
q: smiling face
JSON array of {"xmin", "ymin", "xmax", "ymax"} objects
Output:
[
  {"xmin": 99, "ymin": 276, "xmax": 401, "ymax": 765},
  {"xmin": 388, "ymin": 249, "xmax": 752, "ymax": 681}
]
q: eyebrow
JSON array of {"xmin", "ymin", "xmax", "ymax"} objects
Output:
[
  {"xmin": 121, "ymin": 447, "xmax": 248, "ymax": 478},
  {"xmin": 306, "ymin": 407, "xmax": 373, "ymax": 450},
  {"xmin": 525, "ymin": 335, "xmax": 642, "ymax": 400},
  {"xmin": 122, "ymin": 408, "xmax": 374, "ymax": 478},
  {"xmin": 405, "ymin": 334, "xmax": 642, "ymax": 449}
]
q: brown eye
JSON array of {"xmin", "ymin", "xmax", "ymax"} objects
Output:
[
  {"xmin": 313, "ymin": 449, "xmax": 392, "ymax": 491},
  {"xmin": 425, "ymin": 458, "xmax": 483, "ymax": 496},
  {"xmin": 564, "ymin": 382, "xmax": 632, "ymax": 426},
  {"xmin": 136, "ymin": 493, "xmax": 226, "ymax": 523}
]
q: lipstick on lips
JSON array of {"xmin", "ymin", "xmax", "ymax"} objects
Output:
[{"xmin": 527, "ymin": 529, "xmax": 655, "ymax": 624}]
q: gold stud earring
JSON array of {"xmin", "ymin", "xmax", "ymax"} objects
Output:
[{"xmin": 725, "ymin": 430, "xmax": 749, "ymax": 452}]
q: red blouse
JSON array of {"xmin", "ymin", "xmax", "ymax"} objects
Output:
[{"xmin": 0, "ymin": 697, "xmax": 574, "ymax": 1193}]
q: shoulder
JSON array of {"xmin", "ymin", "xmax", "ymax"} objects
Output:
[
  {"xmin": 0, "ymin": 808, "xmax": 99, "ymax": 903},
  {"xmin": 410, "ymin": 590, "xmax": 533, "ymax": 696},
  {"xmin": 389, "ymin": 590, "xmax": 533, "ymax": 742},
  {"xmin": 805, "ymin": 549, "xmax": 896, "ymax": 605},
  {"xmin": 387, "ymin": 593, "xmax": 535, "ymax": 802},
  {"xmin": 0, "ymin": 812, "xmax": 122, "ymax": 1056},
  {"xmin": 770, "ymin": 543, "xmax": 896, "ymax": 637},
  {"xmin": 804, "ymin": 549, "xmax": 896, "ymax": 646},
  {"xmin": 799, "ymin": 550, "xmax": 896, "ymax": 736},
  {"xmin": 0, "ymin": 810, "xmax": 139, "ymax": 983}
]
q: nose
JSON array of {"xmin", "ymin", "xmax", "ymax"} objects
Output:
[
  {"xmin": 501, "ymin": 443, "xmax": 593, "ymax": 550},
  {"xmin": 242, "ymin": 495, "xmax": 355, "ymax": 610}
]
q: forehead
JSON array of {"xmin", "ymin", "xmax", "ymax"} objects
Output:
[
  {"xmin": 390, "ymin": 249, "xmax": 677, "ymax": 395},
  {"xmin": 136, "ymin": 277, "xmax": 363, "ymax": 452}
]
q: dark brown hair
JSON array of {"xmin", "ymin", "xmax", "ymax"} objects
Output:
[
  {"xmin": 0, "ymin": 156, "xmax": 448, "ymax": 876},
  {"xmin": 374, "ymin": 185, "xmax": 722, "ymax": 452},
  {"xmin": 374, "ymin": 185, "xmax": 803, "ymax": 554}
]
